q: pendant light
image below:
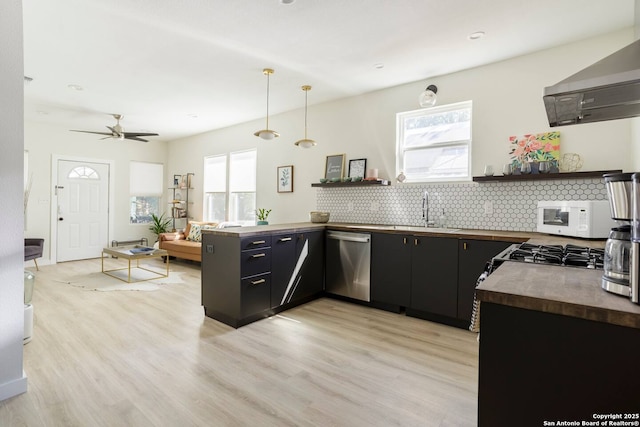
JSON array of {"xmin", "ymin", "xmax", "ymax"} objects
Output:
[
  {"xmin": 418, "ymin": 84, "xmax": 438, "ymax": 108},
  {"xmin": 294, "ymin": 85, "xmax": 316, "ymax": 148},
  {"xmin": 254, "ymin": 68, "xmax": 280, "ymax": 140}
]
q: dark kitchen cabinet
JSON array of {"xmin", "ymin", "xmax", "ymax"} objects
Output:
[
  {"xmin": 478, "ymin": 302, "xmax": 640, "ymax": 425},
  {"xmin": 271, "ymin": 230, "xmax": 324, "ymax": 308},
  {"xmin": 409, "ymin": 236, "xmax": 459, "ymax": 318},
  {"xmin": 201, "ymin": 233, "xmax": 272, "ymax": 328},
  {"xmin": 202, "ymin": 228, "xmax": 324, "ymax": 328},
  {"xmin": 371, "ymin": 233, "xmax": 412, "ymax": 309},
  {"xmin": 457, "ymin": 239, "xmax": 513, "ymax": 322}
]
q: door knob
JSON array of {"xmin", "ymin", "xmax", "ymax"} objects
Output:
[{"xmin": 58, "ymin": 217, "xmax": 64, "ymax": 221}]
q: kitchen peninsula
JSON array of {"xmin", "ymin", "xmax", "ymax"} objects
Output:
[{"xmin": 476, "ymin": 243, "xmax": 640, "ymax": 426}]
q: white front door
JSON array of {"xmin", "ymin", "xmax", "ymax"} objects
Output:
[{"xmin": 56, "ymin": 160, "xmax": 110, "ymax": 262}]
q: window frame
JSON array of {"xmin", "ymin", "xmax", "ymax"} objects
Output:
[
  {"xmin": 396, "ymin": 101, "xmax": 473, "ymax": 183},
  {"xmin": 203, "ymin": 149, "xmax": 257, "ymax": 225},
  {"xmin": 129, "ymin": 161, "xmax": 164, "ymax": 225}
]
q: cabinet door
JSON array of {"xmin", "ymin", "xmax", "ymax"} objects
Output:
[
  {"xmin": 271, "ymin": 233, "xmax": 296, "ymax": 308},
  {"xmin": 371, "ymin": 233, "xmax": 411, "ymax": 306},
  {"xmin": 410, "ymin": 236, "xmax": 458, "ymax": 317},
  {"xmin": 241, "ymin": 273, "xmax": 271, "ymax": 317},
  {"xmin": 457, "ymin": 239, "xmax": 513, "ymax": 322},
  {"xmin": 293, "ymin": 231, "xmax": 324, "ymax": 303}
]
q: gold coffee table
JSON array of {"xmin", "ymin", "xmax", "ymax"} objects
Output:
[{"xmin": 101, "ymin": 245, "xmax": 169, "ymax": 283}]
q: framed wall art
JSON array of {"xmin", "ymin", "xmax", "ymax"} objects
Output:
[
  {"xmin": 348, "ymin": 158, "xmax": 367, "ymax": 179},
  {"xmin": 277, "ymin": 165, "xmax": 294, "ymax": 193},
  {"xmin": 325, "ymin": 154, "xmax": 345, "ymax": 180}
]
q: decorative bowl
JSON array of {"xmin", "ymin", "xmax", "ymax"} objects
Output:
[
  {"xmin": 310, "ymin": 211, "xmax": 330, "ymax": 223},
  {"xmin": 319, "ymin": 178, "xmax": 328, "ymax": 183},
  {"xmin": 342, "ymin": 177, "xmax": 352, "ymax": 182},
  {"xmin": 330, "ymin": 177, "xmax": 341, "ymax": 183},
  {"xmin": 352, "ymin": 176, "xmax": 363, "ymax": 182}
]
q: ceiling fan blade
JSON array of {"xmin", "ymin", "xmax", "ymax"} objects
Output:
[
  {"xmin": 124, "ymin": 136, "xmax": 150, "ymax": 142},
  {"xmin": 123, "ymin": 132, "xmax": 159, "ymax": 137},
  {"xmin": 70, "ymin": 130, "xmax": 113, "ymax": 136},
  {"xmin": 106, "ymin": 126, "xmax": 122, "ymax": 138}
]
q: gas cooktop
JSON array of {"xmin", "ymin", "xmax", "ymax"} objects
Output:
[{"xmin": 495, "ymin": 242, "xmax": 604, "ymax": 269}]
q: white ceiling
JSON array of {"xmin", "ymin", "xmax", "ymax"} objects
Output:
[{"xmin": 22, "ymin": 0, "xmax": 635, "ymax": 142}]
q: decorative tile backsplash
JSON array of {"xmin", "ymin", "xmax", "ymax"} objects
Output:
[{"xmin": 316, "ymin": 178, "xmax": 608, "ymax": 232}]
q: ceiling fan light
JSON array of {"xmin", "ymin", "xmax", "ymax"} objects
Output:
[{"xmin": 419, "ymin": 84, "xmax": 438, "ymax": 108}]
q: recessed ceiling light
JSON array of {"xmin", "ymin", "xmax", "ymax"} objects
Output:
[
  {"xmin": 67, "ymin": 84, "xmax": 83, "ymax": 91},
  {"xmin": 468, "ymin": 31, "xmax": 485, "ymax": 40},
  {"xmin": 374, "ymin": 63, "xmax": 384, "ymax": 69},
  {"xmin": 280, "ymin": 0, "xmax": 295, "ymax": 4},
  {"xmin": 187, "ymin": 113, "xmax": 199, "ymax": 119}
]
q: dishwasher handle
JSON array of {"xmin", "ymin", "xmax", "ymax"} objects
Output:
[{"xmin": 327, "ymin": 231, "xmax": 370, "ymax": 243}]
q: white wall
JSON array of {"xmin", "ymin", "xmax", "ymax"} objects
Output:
[
  {"xmin": 167, "ymin": 28, "xmax": 634, "ymax": 224},
  {"xmin": 0, "ymin": 0, "xmax": 28, "ymax": 401},
  {"xmin": 24, "ymin": 121, "xmax": 169, "ymax": 264}
]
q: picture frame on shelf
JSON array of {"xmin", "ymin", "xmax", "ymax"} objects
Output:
[
  {"xmin": 173, "ymin": 174, "xmax": 181, "ymax": 187},
  {"xmin": 325, "ymin": 154, "xmax": 345, "ymax": 180},
  {"xmin": 348, "ymin": 158, "xmax": 367, "ymax": 180},
  {"xmin": 277, "ymin": 165, "xmax": 294, "ymax": 193}
]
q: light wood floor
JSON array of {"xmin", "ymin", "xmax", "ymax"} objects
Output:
[{"xmin": 1, "ymin": 258, "xmax": 479, "ymax": 427}]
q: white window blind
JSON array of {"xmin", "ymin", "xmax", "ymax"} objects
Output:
[
  {"xmin": 204, "ymin": 155, "xmax": 227, "ymax": 193},
  {"xmin": 130, "ymin": 161, "xmax": 163, "ymax": 196}
]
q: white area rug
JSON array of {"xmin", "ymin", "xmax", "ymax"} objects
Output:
[{"xmin": 55, "ymin": 266, "xmax": 184, "ymax": 291}]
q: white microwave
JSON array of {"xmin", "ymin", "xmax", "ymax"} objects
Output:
[{"xmin": 536, "ymin": 200, "xmax": 615, "ymax": 238}]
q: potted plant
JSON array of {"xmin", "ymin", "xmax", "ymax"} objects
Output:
[
  {"xmin": 256, "ymin": 208, "xmax": 271, "ymax": 225},
  {"xmin": 149, "ymin": 213, "xmax": 172, "ymax": 244}
]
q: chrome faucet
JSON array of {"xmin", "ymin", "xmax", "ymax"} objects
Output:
[{"xmin": 422, "ymin": 190, "xmax": 435, "ymax": 227}]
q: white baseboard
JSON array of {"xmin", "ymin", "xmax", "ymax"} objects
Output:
[{"xmin": 0, "ymin": 372, "xmax": 28, "ymax": 401}]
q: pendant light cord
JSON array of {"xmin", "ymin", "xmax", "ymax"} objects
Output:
[
  {"xmin": 304, "ymin": 88, "xmax": 308, "ymax": 139},
  {"xmin": 265, "ymin": 72, "xmax": 270, "ymax": 130}
]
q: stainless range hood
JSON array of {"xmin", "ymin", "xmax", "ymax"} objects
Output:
[{"xmin": 543, "ymin": 38, "xmax": 640, "ymax": 126}]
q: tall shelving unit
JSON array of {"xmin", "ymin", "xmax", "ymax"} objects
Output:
[{"xmin": 169, "ymin": 173, "xmax": 194, "ymax": 231}]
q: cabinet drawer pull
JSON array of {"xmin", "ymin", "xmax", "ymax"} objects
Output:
[
  {"xmin": 463, "ymin": 242, "xmax": 467, "ymax": 250},
  {"xmin": 251, "ymin": 253, "xmax": 266, "ymax": 258},
  {"xmin": 251, "ymin": 240, "xmax": 266, "ymax": 245},
  {"xmin": 403, "ymin": 237, "xmax": 407, "ymax": 244},
  {"xmin": 279, "ymin": 237, "xmax": 292, "ymax": 242},
  {"xmin": 414, "ymin": 238, "xmax": 419, "ymax": 246},
  {"xmin": 250, "ymin": 279, "xmax": 266, "ymax": 285}
]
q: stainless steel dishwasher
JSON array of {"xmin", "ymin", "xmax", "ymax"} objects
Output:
[{"xmin": 325, "ymin": 230, "xmax": 371, "ymax": 302}]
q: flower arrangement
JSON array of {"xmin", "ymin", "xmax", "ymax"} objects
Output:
[{"xmin": 509, "ymin": 131, "xmax": 560, "ymax": 166}]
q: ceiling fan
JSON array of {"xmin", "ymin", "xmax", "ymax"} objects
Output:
[{"xmin": 70, "ymin": 114, "xmax": 159, "ymax": 142}]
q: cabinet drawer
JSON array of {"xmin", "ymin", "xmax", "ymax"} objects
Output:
[
  {"xmin": 241, "ymin": 236, "xmax": 271, "ymax": 251},
  {"xmin": 241, "ymin": 273, "xmax": 271, "ymax": 317},
  {"xmin": 241, "ymin": 248, "xmax": 272, "ymax": 277}
]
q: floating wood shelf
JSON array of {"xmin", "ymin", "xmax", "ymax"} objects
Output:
[
  {"xmin": 311, "ymin": 179, "xmax": 391, "ymax": 188},
  {"xmin": 472, "ymin": 170, "xmax": 622, "ymax": 182}
]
